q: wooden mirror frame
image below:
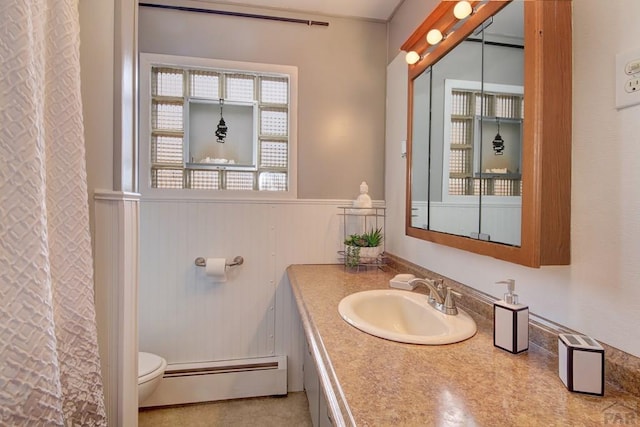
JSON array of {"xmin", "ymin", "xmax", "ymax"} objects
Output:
[{"xmin": 402, "ymin": 0, "xmax": 571, "ymax": 268}]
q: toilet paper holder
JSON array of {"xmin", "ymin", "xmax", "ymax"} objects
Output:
[{"xmin": 194, "ymin": 256, "xmax": 244, "ymax": 268}]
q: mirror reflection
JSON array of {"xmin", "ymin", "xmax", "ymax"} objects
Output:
[{"xmin": 410, "ymin": 1, "xmax": 524, "ymax": 246}]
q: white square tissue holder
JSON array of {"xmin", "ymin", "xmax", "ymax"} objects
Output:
[{"xmin": 558, "ymin": 333, "xmax": 605, "ymax": 396}]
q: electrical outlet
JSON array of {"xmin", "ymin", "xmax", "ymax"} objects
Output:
[
  {"xmin": 616, "ymin": 47, "xmax": 640, "ymax": 109},
  {"xmin": 625, "ymin": 77, "xmax": 640, "ymax": 93}
]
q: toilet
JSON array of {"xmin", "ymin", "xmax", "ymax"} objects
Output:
[{"xmin": 138, "ymin": 352, "xmax": 167, "ymax": 405}]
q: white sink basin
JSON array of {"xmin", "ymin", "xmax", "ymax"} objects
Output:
[{"xmin": 338, "ymin": 289, "xmax": 477, "ymax": 345}]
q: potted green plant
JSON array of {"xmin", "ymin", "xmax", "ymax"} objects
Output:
[{"xmin": 344, "ymin": 227, "xmax": 383, "ymax": 267}]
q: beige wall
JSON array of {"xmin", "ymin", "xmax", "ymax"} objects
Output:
[
  {"xmin": 386, "ymin": 0, "xmax": 640, "ymax": 357},
  {"xmin": 138, "ymin": 1, "xmax": 387, "ymax": 200}
]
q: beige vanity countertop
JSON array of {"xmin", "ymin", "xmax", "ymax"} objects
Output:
[{"xmin": 288, "ymin": 264, "xmax": 640, "ymax": 427}]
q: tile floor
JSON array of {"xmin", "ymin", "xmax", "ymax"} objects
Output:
[{"xmin": 138, "ymin": 392, "xmax": 313, "ymax": 427}]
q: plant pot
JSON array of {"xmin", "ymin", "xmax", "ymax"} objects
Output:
[
  {"xmin": 345, "ymin": 245, "xmax": 382, "ymax": 266},
  {"xmin": 359, "ymin": 246, "xmax": 382, "ymax": 263}
]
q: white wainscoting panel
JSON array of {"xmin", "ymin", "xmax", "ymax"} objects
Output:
[
  {"xmin": 270, "ymin": 202, "xmax": 346, "ymax": 391},
  {"xmin": 93, "ymin": 191, "xmax": 140, "ymax": 427},
  {"xmin": 139, "ymin": 199, "xmax": 354, "ymax": 395}
]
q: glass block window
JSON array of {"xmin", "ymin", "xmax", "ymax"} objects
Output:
[
  {"xmin": 449, "ymin": 178, "xmax": 468, "ymax": 195},
  {"xmin": 190, "ymin": 170, "xmax": 220, "ymax": 189},
  {"xmin": 493, "ymin": 179, "xmax": 521, "ymax": 196},
  {"xmin": 260, "ymin": 141, "xmax": 288, "ymax": 168},
  {"xmin": 259, "ymin": 172, "xmax": 287, "ymax": 191},
  {"xmin": 152, "ymin": 135, "xmax": 183, "ymax": 164},
  {"xmin": 260, "ymin": 77, "xmax": 288, "ymax": 104},
  {"xmin": 495, "ymin": 94, "xmax": 522, "ymax": 119},
  {"xmin": 449, "ymin": 150, "xmax": 469, "ymax": 174},
  {"xmin": 152, "ymin": 168, "xmax": 184, "ymax": 189},
  {"xmin": 451, "ymin": 90, "xmax": 472, "ymax": 116},
  {"xmin": 226, "ymin": 171, "xmax": 254, "ymax": 190},
  {"xmin": 226, "ymin": 74, "xmax": 255, "ymax": 102},
  {"xmin": 143, "ymin": 55, "xmax": 293, "ymax": 194},
  {"xmin": 152, "ymin": 102, "xmax": 183, "ymax": 130},
  {"xmin": 493, "ymin": 179, "xmax": 510, "ymax": 196},
  {"xmin": 190, "ymin": 71, "xmax": 219, "ymax": 98},
  {"xmin": 261, "ymin": 108, "xmax": 288, "ymax": 136},
  {"xmin": 475, "ymin": 93, "xmax": 494, "ymax": 116},
  {"xmin": 450, "ymin": 119, "xmax": 471, "ymax": 145},
  {"xmin": 473, "ymin": 178, "xmax": 491, "ymax": 195},
  {"xmin": 152, "ymin": 68, "xmax": 183, "ymax": 97}
]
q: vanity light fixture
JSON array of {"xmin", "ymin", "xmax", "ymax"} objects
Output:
[
  {"xmin": 412, "ymin": 1, "xmax": 476, "ymax": 61},
  {"xmin": 424, "ymin": 1, "xmax": 473, "ymax": 49},
  {"xmin": 426, "ymin": 28, "xmax": 443, "ymax": 45},
  {"xmin": 453, "ymin": 1, "xmax": 473, "ymax": 20},
  {"xmin": 492, "ymin": 118, "xmax": 505, "ymax": 155},
  {"xmin": 405, "ymin": 51, "xmax": 421, "ymax": 65},
  {"xmin": 215, "ymin": 98, "xmax": 228, "ymax": 143}
]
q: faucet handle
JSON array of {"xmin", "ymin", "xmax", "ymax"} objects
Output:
[
  {"xmin": 429, "ymin": 279, "xmax": 445, "ymax": 303},
  {"xmin": 443, "ymin": 287, "xmax": 462, "ymax": 315},
  {"xmin": 432, "ymin": 278, "xmax": 445, "ymax": 299}
]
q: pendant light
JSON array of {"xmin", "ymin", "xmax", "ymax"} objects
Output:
[
  {"xmin": 493, "ymin": 118, "xmax": 504, "ymax": 155},
  {"xmin": 215, "ymin": 98, "xmax": 228, "ymax": 143}
]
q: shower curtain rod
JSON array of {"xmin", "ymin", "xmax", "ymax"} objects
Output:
[{"xmin": 139, "ymin": 2, "xmax": 330, "ymax": 27}]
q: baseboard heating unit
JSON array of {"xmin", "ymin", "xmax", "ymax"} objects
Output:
[{"xmin": 140, "ymin": 355, "xmax": 287, "ymax": 407}]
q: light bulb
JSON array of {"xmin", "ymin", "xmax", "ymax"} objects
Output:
[
  {"xmin": 426, "ymin": 29, "xmax": 443, "ymax": 45},
  {"xmin": 405, "ymin": 51, "xmax": 420, "ymax": 65},
  {"xmin": 453, "ymin": 1, "xmax": 473, "ymax": 20}
]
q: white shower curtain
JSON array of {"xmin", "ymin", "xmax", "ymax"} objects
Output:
[{"xmin": 0, "ymin": 1, "xmax": 107, "ymax": 425}]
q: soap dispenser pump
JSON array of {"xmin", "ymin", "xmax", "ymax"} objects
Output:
[{"xmin": 494, "ymin": 279, "xmax": 529, "ymax": 354}]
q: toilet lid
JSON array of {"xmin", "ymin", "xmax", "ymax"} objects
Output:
[{"xmin": 139, "ymin": 352, "xmax": 163, "ymax": 377}]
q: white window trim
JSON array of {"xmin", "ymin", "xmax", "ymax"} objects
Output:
[{"xmin": 139, "ymin": 53, "xmax": 298, "ymax": 200}]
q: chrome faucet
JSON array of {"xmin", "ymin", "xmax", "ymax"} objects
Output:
[{"xmin": 408, "ymin": 278, "xmax": 462, "ymax": 315}]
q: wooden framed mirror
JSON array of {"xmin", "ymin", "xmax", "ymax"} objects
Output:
[{"xmin": 403, "ymin": 0, "xmax": 571, "ymax": 268}]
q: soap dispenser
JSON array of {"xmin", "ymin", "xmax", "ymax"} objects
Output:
[{"xmin": 494, "ymin": 279, "xmax": 529, "ymax": 354}]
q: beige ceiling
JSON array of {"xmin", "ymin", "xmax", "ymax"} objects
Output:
[{"xmin": 198, "ymin": 0, "xmax": 405, "ymax": 21}]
